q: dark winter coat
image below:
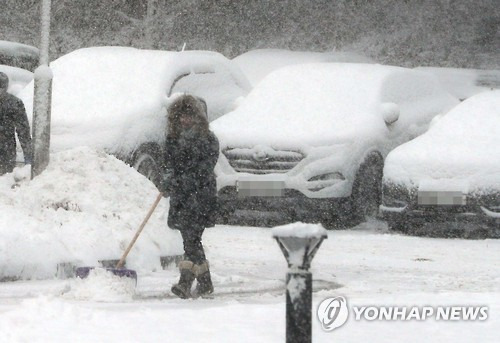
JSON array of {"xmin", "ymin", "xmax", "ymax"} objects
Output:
[
  {"xmin": 0, "ymin": 92, "xmax": 32, "ymax": 173},
  {"xmin": 163, "ymin": 130, "xmax": 219, "ymax": 230}
]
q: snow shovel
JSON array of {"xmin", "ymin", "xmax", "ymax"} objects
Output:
[{"xmin": 75, "ymin": 193, "xmax": 164, "ymax": 281}]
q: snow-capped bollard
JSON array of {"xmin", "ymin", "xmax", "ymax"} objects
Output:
[{"xmin": 272, "ymin": 223, "xmax": 327, "ymax": 343}]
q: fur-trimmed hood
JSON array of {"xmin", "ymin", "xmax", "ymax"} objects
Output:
[{"xmin": 167, "ymin": 94, "xmax": 209, "ymax": 138}]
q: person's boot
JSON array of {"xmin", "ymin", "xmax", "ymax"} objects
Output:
[
  {"xmin": 171, "ymin": 260, "xmax": 196, "ymax": 299},
  {"xmin": 193, "ymin": 260, "xmax": 214, "ymax": 298}
]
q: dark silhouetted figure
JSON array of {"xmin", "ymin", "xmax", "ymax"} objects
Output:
[
  {"xmin": 161, "ymin": 94, "xmax": 219, "ymax": 299},
  {"xmin": 0, "ymin": 72, "xmax": 32, "ymax": 175}
]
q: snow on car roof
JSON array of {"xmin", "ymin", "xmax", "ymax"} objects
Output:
[
  {"xmin": 0, "ymin": 40, "xmax": 39, "ymax": 71},
  {"xmin": 18, "ymin": 46, "xmax": 247, "ymax": 154},
  {"xmin": 384, "ymin": 90, "xmax": 500, "ymax": 192},
  {"xmin": 415, "ymin": 67, "xmax": 500, "ymax": 100},
  {"xmin": 212, "ymin": 63, "xmax": 456, "ymax": 149},
  {"xmin": 234, "ymin": 48, "xmax": 374, "ymax": 86},
  {"xmin": 0, "ymin": 40, "xmax": 39, "ymax": 57}
]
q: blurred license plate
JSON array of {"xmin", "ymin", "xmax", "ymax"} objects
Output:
[
  {"xmin": 237, "ymin": 180, "xmax": 285, "ymax": 197},
  {"xmin": 418, "ymin": 191, "xmax": 466, "ymax": 205}
]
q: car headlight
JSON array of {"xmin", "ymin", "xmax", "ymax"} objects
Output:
[
  {"xmin": 479, "ymin": 192, "xmax": 500, "ymax": 218},
  {"xmin": 307, "ymin": 172, "xmax": 345, "ymax": 192},
  {"xmin": 308, "ymin": 172, "xmax": 345, "ymax": 182}
]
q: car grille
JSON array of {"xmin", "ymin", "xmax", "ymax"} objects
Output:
[{"xmin": 223, "ymin": 147, "xmax": 305, "ymax": 174}]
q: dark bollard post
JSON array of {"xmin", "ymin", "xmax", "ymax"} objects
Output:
[
  {"xmin": 273, "ymin": 223, "xmax": 327, "ymax": 343},
  {"xmin": 286, "ymin": 271, "xmax": 312, "ymax": 342}
]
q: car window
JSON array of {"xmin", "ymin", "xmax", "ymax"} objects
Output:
[{"xmin": 169, "ymin": 70, "xmax": 247, "ymax": 122}]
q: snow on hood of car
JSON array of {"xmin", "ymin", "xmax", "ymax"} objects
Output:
[
  {"xmin": 233, "ymin": 48, "xmax": 374, "ymax": 86},
  {"xmin": 0, "ymin": 64, "xmax": 33, "ymax": 95},
  {"xmin": 383, "ymin": 90, "xmax": 500, "ymax": 193},
  {"xmin": 211, "ymin": 63, "xmax": 456, "ymax": 150},
  {"xmin": 0, "ymin": 147, "xmax": 182, "ymax": 280},
  {"xmin": 18, "ymin": 46, "xmax": 245, "ymax": 156}
]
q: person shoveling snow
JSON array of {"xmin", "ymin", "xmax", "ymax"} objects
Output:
[{"xmin": 160, "ymin": 95, "xmax": 220, "ymax": 299}]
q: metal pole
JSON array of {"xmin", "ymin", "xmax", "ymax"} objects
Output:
[
  {"xmin": 39, "ymin": 0, "xmax": 51, "ymax": 66},
  {"xmin": 145, "ymin": 0, "xmax": 157, "ymax": 49},
  {"xmin": 31, "ymin": 0, "xmax": 52, "ymax": 178},
  {"xmin": 286, "ymin": 271, "xmax": 312, "ymax": 343}
]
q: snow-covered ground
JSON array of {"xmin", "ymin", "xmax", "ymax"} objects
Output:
[
  {"xmin": 0, "ymin": 222, "xmax": 498, "ymax": 342},
  {"xmin": 0, "ymin": 149, "xmax": 498, "ymax": 342}
]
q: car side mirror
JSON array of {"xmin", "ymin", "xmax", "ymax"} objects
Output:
[{"xmin": 381, "ymin": 102, "xmax": 400, "ymax": 126}]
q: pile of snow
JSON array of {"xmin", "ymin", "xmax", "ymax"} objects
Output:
[
  {"xmin": 234, "ymin": 49, "xmax": 374, "ymax": 86},
  {"xmin": 212, "ymin": 63, "xmax": 458, "ymax": 149},
  {"xmin": 383, "ymin": 90, "xmax": 500, "ymax": 192},
  {"xmin": 0, "ymin": 147, "xmax": 182, "ymax": 280},
  {"xmin": 415, "ymin": 67, "xmax": 500, "ymax": 100},
  {"xmin": 18, "ymin": 47, "xmax": 249, "ymax": 156},
  {"xmin": 63, "ymin": 268, "xmax": 135, "ymax": 302}
]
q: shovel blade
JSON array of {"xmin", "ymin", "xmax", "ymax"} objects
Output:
[{"xmin": 75, "ymin": 267, "xmax": 137, "ymax": 281}]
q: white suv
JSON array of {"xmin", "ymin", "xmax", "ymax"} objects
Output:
[{"xmin": 212, "ymin": 63, "xmax": 459, "ymax": 228}]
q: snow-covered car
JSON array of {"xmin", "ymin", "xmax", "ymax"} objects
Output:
[
  {"xmin": 415, "ymin": 67, "xmax": 500, "ymax": 101},
  {"xmin": 19, "ymin": 46, "xmax": 251, "ymax": 186},
  {"xmin": 380, "ymin": 90, "xmax": 500, "ymax": 238},
  {"xmin": 0, "ymin": 40, "xmax": 39, "ymax": 95},
  {"xmin": 212, "ymin": 63, "xmax": 459, "ymax": 228},
  {"xmin": 0, "ymin": 40, "xmax": 39, "ymax": 72},
  {"xmin": 233, "ymin": 48, "xmax": 374, "ymax": 86}
]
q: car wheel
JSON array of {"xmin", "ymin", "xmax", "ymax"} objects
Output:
[
  {"xmin": 132, "ymin": 144, "xmax": 162, "ymax": 188},
  {"xmin": 351, "ymin": 153, "xmax": 384, "ymax": 225},
  {"xmin": 320, "ymin": 199, "xmax": 353, "ymax": 230},
  {"xmin": 387, "ymin": 219, "xmax": 407, "ymax": 233},
  {"xmin": 215, "ymin": 200, "xmax": 235, "ymax": 225},
  {"xmin": 216, "ymin": 210, "xmax": 233, "ymax": 225}
]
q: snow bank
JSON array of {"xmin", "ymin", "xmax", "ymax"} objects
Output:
[
  {"xmin": 63, "ymin": 268, "xmax": 135, "ymax": 302},
  {"xmin": 384, "ymin": 90, "xmax": 500, "ymax": 192},
  {"xmin": 0, "ymin": 147, "xmax": 182, "ymax": 280},
  {"xmin": 234, "ymin": 49, "xmax": 374, "ymax": 86}
]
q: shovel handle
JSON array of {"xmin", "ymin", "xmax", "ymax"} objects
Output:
[{"xmin": 116, "ymin": 193, "xmax": 163, "ymax": 269}]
